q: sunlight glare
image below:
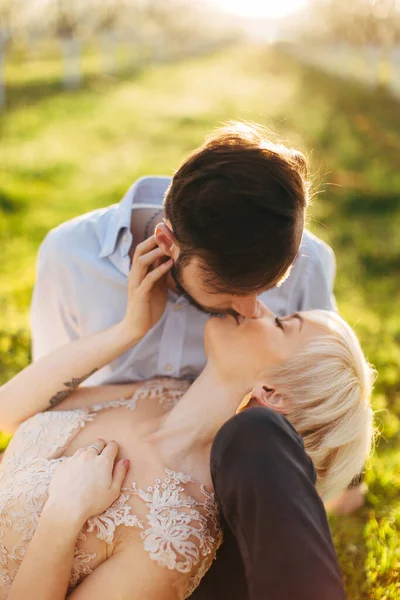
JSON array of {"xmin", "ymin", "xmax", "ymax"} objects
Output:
[{"xmin": 214, "ymin": 0, "xmax": 310, "ymax": 19}]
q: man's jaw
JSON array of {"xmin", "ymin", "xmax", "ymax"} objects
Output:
[
  {"xmin": 168, "ymin": 265, "xmax": 212, "ymax": 315},
  {"xmin": 168, "ymin": 265, "xmax": 238, "ymax": 318}
]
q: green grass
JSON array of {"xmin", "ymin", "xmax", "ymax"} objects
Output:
[{"xmin": 1, "ymin": 43, "xmax": 400, "ymax": 599}]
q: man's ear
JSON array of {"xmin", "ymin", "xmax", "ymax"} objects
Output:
[
  {"xmin": 155, "ymin": 222, "xmax": 179, "ymax": 260},
  {"xmin": 250, "ymin": 385, "xmax": 286, "ymax": 414}
]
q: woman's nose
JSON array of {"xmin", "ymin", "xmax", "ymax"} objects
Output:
[{"xmin": 257, "ymin": 302, "xmax": 275, "ymax": 319}]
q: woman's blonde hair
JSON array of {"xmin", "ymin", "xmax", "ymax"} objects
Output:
[{"xmin": 267, "ymin": 310, "xmax": 375, "ymax": 502}]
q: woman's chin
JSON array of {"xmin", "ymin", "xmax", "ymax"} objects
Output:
[{"xmin": 204, "ymin": 314, "xmax": 237, "ymax": 359}]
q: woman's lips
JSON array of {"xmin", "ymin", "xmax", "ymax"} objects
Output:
[{"xmin": 232, "ymin": 314, "xmax": 246, "ymax": 326}]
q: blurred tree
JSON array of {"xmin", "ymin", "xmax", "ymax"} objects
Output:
[
  {"xmin": 0, "ymin": 0, "xmax": 239, "ymax": 106},
  {"xmin": 51, "ymin": 0, "xmax": 83, "ymax": 89},
  {"xmin": 0, "ymin": 0, "xmax": 22, "ymax": 107},
  {"xmin": 302, "ymin": 0, "xmax": 400, "ymax": 90},
  {"xmin": 92, "ymin": 0, "xmax": 125, "ymax": 74}
]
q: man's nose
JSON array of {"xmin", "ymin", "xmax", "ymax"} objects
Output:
[{"xmin": 232, "ymin": 296, "xmax": 259, "ymax": 319}]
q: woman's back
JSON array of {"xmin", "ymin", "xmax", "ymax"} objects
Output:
[{"xmin": 0, "ymin": 378, "xmax": 222, "ymax": 599}]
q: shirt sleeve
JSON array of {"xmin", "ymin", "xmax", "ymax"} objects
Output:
[{"xmin": 30, "ymin": 231, "xmax": 79, "ymax": 361}]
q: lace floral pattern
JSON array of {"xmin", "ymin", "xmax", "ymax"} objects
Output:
[
  {"xmin": 89, "ymin": 378, "xmax": 191, "ymax": 414},
  {"xmin": 0, "ymin": 378, "xmax": 221, "ymax": 599},
  {"xmin": 86, "ymin": 493, "xmax": 143, "ymax": 544},
  {"xmin": 132, "ymin": 377, "xmax": 192, "ymax": 411},
  {"xmin": 127, "ymin": 469, "xmax": 223, "ymax": 598}
]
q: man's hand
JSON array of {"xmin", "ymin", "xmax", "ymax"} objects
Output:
[{"xmin": 122, "ymin": 236, "xmax": 173, "ymax": 341}]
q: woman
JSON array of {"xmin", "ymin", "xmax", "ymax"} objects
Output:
[{"xmin": 1, "ymin": 237, "xmax": 374, "ymax": 600}]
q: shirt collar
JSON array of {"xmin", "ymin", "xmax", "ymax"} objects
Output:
[{"xmin": 99, "ymin": 176, "xmax": 172, "ymax": 258}]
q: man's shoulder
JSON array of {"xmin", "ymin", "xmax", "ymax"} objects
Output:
[
  {"xmin": 296, "ymin": 229, "xmax": 336, "ymax": 290},
  {"xmin": 299, "ymin": 229, "xmax": 335, "ymax": 267},
  {"xmin": 41, "ymin": 175, "xmax": 170, "ymax": 257},
  {"xmin": 41, "ymin": 204, "xmax": 117, "ymax": 257}
]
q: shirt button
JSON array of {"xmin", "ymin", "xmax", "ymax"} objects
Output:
[
  {"xmin": 164, "ymin": 363, "xmax": 173, "ymax": 372},
  {"xmin": 173, "ymin": 304, "xmax": 181, "ymax": 312}
]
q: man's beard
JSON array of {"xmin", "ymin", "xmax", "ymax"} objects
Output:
[
  {"xmin": 169, "ymin": 260, "xmax": 212, "ymax": 315},
  {"xmin": 170, "ymin": 257, "xmax": 239, "ymax": 318}
]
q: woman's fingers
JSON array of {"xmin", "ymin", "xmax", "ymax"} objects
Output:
[
  {"xmin": 141, "ymin": 258, "xmax": 173, "ymax": 292},
  {"xmin": 73, "ymin": 438, "xmax": 106, "ymax": 457},
  {"xmin": 136, "ymin": 247, "xmax": 167, "ymax": 271},
  {"xmin": 73, "ymin": 448, "xmax": 87, "ymax": 457},
  {"xmin": 111, "ymin": 459, "xmax": 130, "ymax": 493},
  {"xmin": 134, "ymin": 235, "xmax": 158, "ymax": 257},
  {"xmin": 99, "ymin": 440, "xmax": 119, "ymax": 463},
  {"xmin": 86, "ymin": 438, "xmax": 107, "ymax": 455},
  {"xmin": 130, "ymin": 247, "xmax": 169, "ymax": 286}
]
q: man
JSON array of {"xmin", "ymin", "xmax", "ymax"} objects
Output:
[{"xmin": 31, "ymin": 123, "xmax": 347, "ymax": 598}]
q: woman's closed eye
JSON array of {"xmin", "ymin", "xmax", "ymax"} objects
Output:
[{"xmin": 275, "ymin": 313, "xmax": 304, "ymax": 333}]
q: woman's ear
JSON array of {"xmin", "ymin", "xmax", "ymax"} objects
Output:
[
  {"xmin": 251, "ymin": 385, "xmax": 286, "ymax": 414},
  {"xmin": 154, "ymin": 222, "xmax": 179, "ymax": 259}
]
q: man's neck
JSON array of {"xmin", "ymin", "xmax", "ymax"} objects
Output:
[{"xmin": 129, "ymin": 205, "xmax": 165, "ymax": 255}]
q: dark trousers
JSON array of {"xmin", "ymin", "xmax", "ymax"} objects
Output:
[{"xmin": 191, "ymin": 407, "xmax": 347, "ymax": 600}]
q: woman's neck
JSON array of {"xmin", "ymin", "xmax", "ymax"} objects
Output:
[{"xmin": 156, "ymin": 365, "xmax": 250, "ymax": 458}]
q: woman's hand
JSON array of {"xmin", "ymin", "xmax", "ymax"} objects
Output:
[
  {"xmin": 45, "ymin": 439, "xmax": 130, "ymax": 526},
  {"xmin": 122, "ymin": 236, "xmax": 173, "ymax": 341},
  {"xmin": 0, "ymin": 238, "xmax": 172, "ymax": 431}
]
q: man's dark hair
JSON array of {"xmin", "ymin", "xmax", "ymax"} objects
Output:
[{"xmin": 164, "ymin": 121, "xmax": 309, "ymax": 294}]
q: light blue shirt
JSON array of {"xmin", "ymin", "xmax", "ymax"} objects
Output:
[{"xmin": 30, "ymin": 176, "xmax": 337, "ymax": 385}]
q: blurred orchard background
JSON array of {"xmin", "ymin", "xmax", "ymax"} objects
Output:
[{"xmin": 0, "ymin": 0, "xmax": 399, "ymax": 598}]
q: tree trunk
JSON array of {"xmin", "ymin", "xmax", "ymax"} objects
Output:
[
  {"xmin": 61, "ymin": 36, "xmax": 82, "ymax": 89},
  {"xmin": 100, "ymin": 31, "xmax": 118, "ymax": 75},
  {"xmin": 0, "ymin": 49, "xmax": 5, "ymax": 109},
  {"xmin": 0, "ymin": 32, "xmax": 7, "ymax": 109}
]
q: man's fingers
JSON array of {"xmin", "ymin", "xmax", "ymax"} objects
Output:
[{"xmin": 141, "ymin": 259, "xmax": 173, "ymax": 292}]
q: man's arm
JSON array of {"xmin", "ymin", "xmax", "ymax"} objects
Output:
[
  {"xmin": 210, "ymin": 408, "xmax": 347, "ymax": 600},
  {"xmin": 30, "ymin": 230, "xmax": 79, "ymax": 361}
]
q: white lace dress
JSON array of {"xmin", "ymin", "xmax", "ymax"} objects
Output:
[{"xmin": 0, "ymin": 378, "xmax": 223, "ymax": 599}]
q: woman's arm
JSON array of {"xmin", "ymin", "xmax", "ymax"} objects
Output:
[
  {"xmin": 7, "ymin": 439, "xmax": 130, "ymax": 600},
  {"xmin": 0, "ymin": 322, "xmax": 137, "ymax": 433},
  {"xmin": 66, "ymin": 543, "xmax": 182, "ymax": 600},
  {"xmin": 0, "ymin": 237, "xmax": 172, "ymax": 433},
  {"xmin": 7, "ymin": 502, "xmax": 82, "ymax": 600}
]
